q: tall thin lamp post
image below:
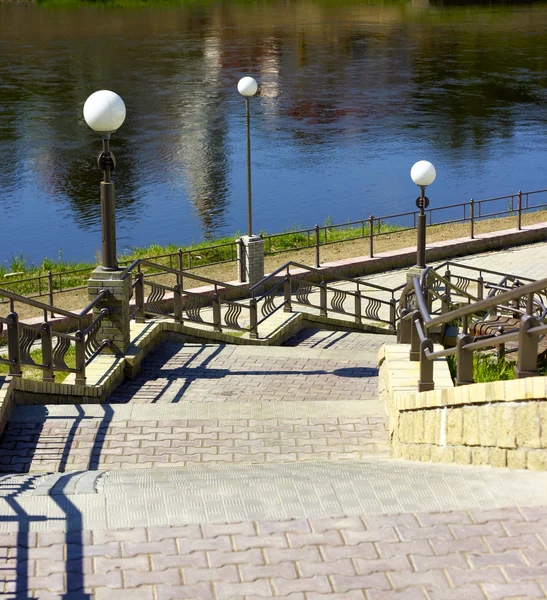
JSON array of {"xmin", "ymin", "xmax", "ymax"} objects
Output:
[
  {"xmin": 410, "ymin": 160, "xmax": 436, "ymax": 269},
  {"xmin": 237, "ymin": 76, "xmax": 258, "ymax": 238},
  {"xmin": 83, "ymin": 90, "xmax": 126, "ymax": 270}
]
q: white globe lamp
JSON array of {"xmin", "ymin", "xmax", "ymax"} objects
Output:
[
  {"xmin": 237, "ymin": 77, "xmax": 258, "ymax": 97},
  {"xmin": 83, "ymin": 90, "xmax": 126, "ymax": 134},
  {"xmin": 411, "ymin": 160, "xmax": 436, "ymax": 188}
]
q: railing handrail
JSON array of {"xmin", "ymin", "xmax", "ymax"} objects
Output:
[
  {"xmin": 122, "ymin": 259, "xmax": 241, "ymax": 290},
  {"xmin": 440, "ymin": 260, "xmax": 535, "ymax": 284},
  {"xmin": 0, "ymin": 287, "xmax": 108, "ymax": 321},
  {"xmin": 249, "ymin": 260, "xmax": 394, "ymax": 294},
  {"xmin": 413, "ymin": 275, "xmax": 547, "ymax": 330}
]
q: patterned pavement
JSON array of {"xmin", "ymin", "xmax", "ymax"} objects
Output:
[
  {"xmin": 107, "ymin": 343, "xmax": 381, "ymax": 405},
  {"xmin": 1, "ymin": 243, "xmax": 547, "ymax": 598}
]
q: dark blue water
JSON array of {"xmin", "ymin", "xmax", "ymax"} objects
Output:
[{"xmin": 1, "ymin": 0, "xmax": 546, "ymax": 265}]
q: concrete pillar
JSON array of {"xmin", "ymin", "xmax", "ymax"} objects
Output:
[
  {"xmin": 406, "ymin": 265, "xmax": 428, "ymax": 285},
  {"xmin": 87, "ymin": 267, "xmax": 132, "ymax": 354},
  {"xmin": 237, "ymin": 235, "xmax": 264, "ymax": 287}
]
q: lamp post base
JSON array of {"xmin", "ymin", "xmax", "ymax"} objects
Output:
[
  {"xmin": 237, "ymin": 235, "xmax": 264, "ymax": 287},
  {"xmin": 406, "ymin": 265, "xmax": 429, "ymax": 284},
  {"xmin": 87, "ymin": 266, "xmax": 132, "ymax": 354}
]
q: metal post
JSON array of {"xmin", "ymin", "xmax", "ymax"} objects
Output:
[
  {"xmin": 177, "ymin": 249, "xmax": 183, "ymax": 288},
  {"xmin": 389, "ymin": 297, "xmax": 397, "ymax": 331},
  {"xmin": 245, "ymin": 97, "xmax": 253, "ymax": 237},
  {"xmin": 470, "ymin": 199, "xmax": 475, "ymax": 239},
  {"xmin": 41, "ymin": 322, "xmax": 54, "ymax": 383},
  {"xmin": 398, "ymin": 308, "xmax": 411, "ymax": 344},
  {"xmin": 99, "ymin": 136, "xmax": 118, "ymax": 270},
  {"xmin": 418, "ymin": 338, "xmax": 435, "ymax": 392},
  {"xmin": 135, "ymin": 273, "xmax": 145, "ymax": 324},
  {"xmin": 515, "ymin": 315, "xmax": 540, "ymax": 379},
  {"xmin": 496, "ymin": 326, "xmax": 506, "ymax": 361},
  {"xmin": 7, "ymin": 312, "xmax": 21, "ymax": 377},
  {"xmin": 319, "ymin": 280, "xmax": 327, "ymax": 317},
  {"xmin": 416, "ymin": 187, "xmax": 427, "ymax": 268},
  {"xmin": 409, "ymin": 311, "xmax": 421, "ymax": 361},
  {"xmin": 442, "ymin": 269, "xmax": 451, "ymax": 314},
  {"xmin": 526, "ymin": 293, "xmax": 534, "ymax": 316},
  {"xmin": 477, "ymin": 275, "xmax": 484, "ymax": 301},
  {"xmin": 173, "ymin": 284, "xmax": 183, "ymax": 324},
  {"xmin": 456, "ymin": 333, "xmax": 474, "ymax": 386},
  {"xmin": 249, "ymin": 297, "xmax": 258, "ymax": 339},
  {"xmin": 238, "ymin": 238, "xmax": 246, "ymax": 283},
  {"xmin": 284, "ymin": 273, "xmax": 292, "ymax": 313},
  {"xmin": 212, "ymin": 291, "xmax": 222, "ymax": 332},
  {"xmin": 74, "ymin": 330, "xmax": 86, "ymax": 386},
  {"xmin": 354, "ymin": 292, "xmax": 362, "ymax": 324},
  {"xmin": 517, "ymin": 190, "xmax": 522, "ymax": 231},
  {"xmin": 369, "ymin": 215, "xmax": 374, "ymax": 258},
  {"xmin": 48, "ymin": 270, "xmax": 55, "ymax": 319},
  {"xmin": 314, "ymin": 225, "xmax": 320, "ymax": 268}
]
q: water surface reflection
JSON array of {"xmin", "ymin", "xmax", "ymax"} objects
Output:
[{"xmin": 0, "ymin": 0, "xmax": 546, "ymax": 263}]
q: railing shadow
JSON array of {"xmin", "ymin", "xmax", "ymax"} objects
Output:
[{"xmin": 0, "ymin": 472, "xmax": 91, "ymax": 599}]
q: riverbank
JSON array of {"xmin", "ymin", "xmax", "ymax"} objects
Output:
[{"xmin": 2, "ymin": 208, "xmax": 547, "ymax": 321}]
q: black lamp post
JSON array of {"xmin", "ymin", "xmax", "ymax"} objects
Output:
[
  {"xmin": 237, "ymin": 76, "xmax": 258, "ymax": 238},
  {"xmin": 83, "ymin": 90, "xmax": 126, "ymax": 270},
  {"xmin": 410, "ymin": 160, "xmax": 437, "ymax": 269}
]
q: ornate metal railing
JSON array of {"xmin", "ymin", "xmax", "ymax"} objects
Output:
[
  {"xmin": 128, "ymin": 260, "xmax": 253, "ymax": 335},
  {"xmin": 250, "ymin": 261, "xmax": 398, "ymax": 335},
  {"xmin": 399, "ymin": 275, "xmax": 547, "ymax": 391},
  {"xmin": 5, "ymin": 187, "xmax": 545, "ymax": 307},
  {"xmin": 0, "ymin": 288, "xmax": 111, "ymax": 384},
  {"xmin": 125, "ymin": 257, "xmax": 399, "ymax": 339}
]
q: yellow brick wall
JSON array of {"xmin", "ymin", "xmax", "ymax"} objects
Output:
[{"xmin": 395, "ymin": 400, "xmax": 547, "ymax": 471}]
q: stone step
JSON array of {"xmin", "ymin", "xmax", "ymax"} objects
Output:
[
  {"xmin": 0, "ymin": 405, "xmax": 390, "ymax": 474},
  {"xmin": 1, "ymin": 460, "xmax": 546, "ymax": 532}
]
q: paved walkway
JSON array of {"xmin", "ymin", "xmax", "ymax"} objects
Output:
[{"xmin": 1, "ymin": 243, "xmax": 547, "ymax": 598}]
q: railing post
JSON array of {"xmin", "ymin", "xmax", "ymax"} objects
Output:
[
  {"xmin": 442, "ymin": 269, "xmax": 451, "ymax": 314},
  {"xmin": 526, "ymin": 293, "xmax": 534, "ymax": 316},
  {"xmin": 410, "ymin": 311, "xmax": 421, "ymax": 361},
  {"xmin": 314, "ymin": 225, "xmax": 320, "ymax": 268},
  {"xmin": 515, "ymin": 314, "xmax": 540, "ymax": 379},
  {"xmin": 249, "ymin": 297, "xmax": 258, "ymax": 339},
  {"xmin": 456, "ymin": 333, "xmax": 474, "ymax": 386},
  {"xmin": 398, "ymin": 308, "xmax": 411, "ymax": 344},
  {"xmin": 173, "ymin": 284, "xmax": 183, "ymax": 324},
  {"xmin": 74, "ymin": 329, "xmax": 86, "ymax": 386},
  {"xmin": 7, "ymin": 312, "xmax": 21, "ymax": 378},
  {"xmin": 369, "ymin": 215, "xmax": 374, "ymax": 258},
  {"xmin": 389, "ymin": 297, "xmax": 396, "ymax": 331},
  {"xmin": 469, "ymin": 199, "xmax": 475, "ymax": 240},
  {"xmin": 135, "ymin": 272, "xmax": 145, "ymax": 324},
  {"xmin": 319, "ymin": 279, "xmax": 328, "ymax": 317},
  {"xmin": 48, "ymin": 270, "xmax": 55, "ymax": 319},
  {"xmin": 418, "ymin": 338, "xmax": 434, "ymax": 392},
  {"xmin": 212, "ymin": 291, "xmax": 222, "ymax": 332},
  {"xmin": 177, "ymin": 249, "xmax": 183, "ymax": 288},
  {"xmin": 477, "ymin": 275, "xmax": 484, "ymax": 301},
  {"xmin": 517, "ymin": 190, "xmax": 522, "ymax": 231},
  {"xmin": 354, "ymin": 292, "xmax": 362, "ymax": 324},
  {"xmin": 41, "ymin": 321, "xmax": 54, "ymax": 383},
  {"xmin": 496, "ymin": 326, "xmax": 506, "ymax": 361},
  {"xmin": 284, "ymin": 273, "xmax": 292, "ymax": 313}
]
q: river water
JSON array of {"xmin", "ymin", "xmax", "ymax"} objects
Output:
[{"xmin": 1, "ymin": 0, "xmax": 546, "ymax": 265}]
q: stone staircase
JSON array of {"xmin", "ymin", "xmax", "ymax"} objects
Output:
[{"xmin": 0, "ymin": 330, "xmax": 391, "ymax": 475}]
